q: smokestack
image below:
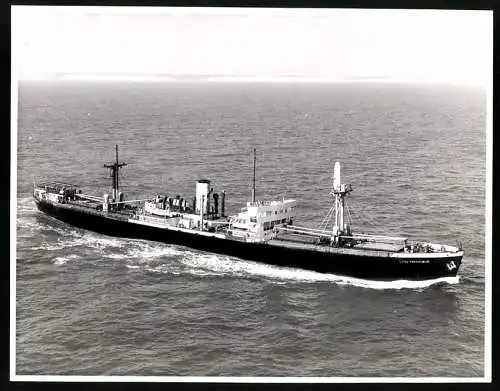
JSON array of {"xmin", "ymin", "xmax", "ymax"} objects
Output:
[{"xmin": 195, "ymin": 180, "xmax": 210, "ymax": 214}]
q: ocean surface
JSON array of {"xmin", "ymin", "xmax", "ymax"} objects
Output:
[{"xmin": 15, "ymin": 81, "xmax": 486, "ymax": 377}]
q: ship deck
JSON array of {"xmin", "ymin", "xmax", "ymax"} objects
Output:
[{"xmin": 267, "ymin": 238, "xmax": 458, "ymax": 259}]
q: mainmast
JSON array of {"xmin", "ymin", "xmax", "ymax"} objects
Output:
[
  {"xmin": 104, "ymin": 144, "xmax": 127, "ymax": 202},
  {"xmin": 251, "ymin": 148, "xmax": 256, "ymax": 203},
  {"xmin": 331, "ymin": 162, "xmax": 352, "ymax": 245}
]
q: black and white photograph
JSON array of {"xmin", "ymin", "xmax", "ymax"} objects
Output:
[{"xmin": 11, "ymin": 6, "xmax": 491, "ymax": 381}]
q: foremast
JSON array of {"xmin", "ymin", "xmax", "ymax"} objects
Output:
[{"xmin": 104, "ymin": 144, "xmax": 127, "ymax": 202}]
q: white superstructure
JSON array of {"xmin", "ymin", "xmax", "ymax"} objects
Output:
[{"xmin": 228, "ymin": 198, "xmax": 296, "ymax": 241}]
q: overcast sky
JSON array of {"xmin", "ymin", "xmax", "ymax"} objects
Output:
[{"xmin": 12, "ymin": 6, "xmax": 492, "ymax": 85}]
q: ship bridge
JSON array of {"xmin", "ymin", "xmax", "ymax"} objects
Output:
[{"xmin": 228, "ymin": 198, "xmax": 296, "ymax": 241}]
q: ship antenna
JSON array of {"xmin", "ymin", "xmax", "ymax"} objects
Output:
[
  {"xmin": 104, "ymin": 144, "xmax": 127, "ymax": 201},
  {"xmin": 251, "ymin": 148, "xmax": 256, "ymax": 203}
]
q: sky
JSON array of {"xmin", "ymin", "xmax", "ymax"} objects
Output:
[{"xmin": 11, "ymin": 6, "xmax": 492, "ymax": 85}]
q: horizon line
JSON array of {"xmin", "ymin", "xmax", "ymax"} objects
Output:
[{"xmin": 17, "ymin": 74, "xmax": 486, "ymax": 87}]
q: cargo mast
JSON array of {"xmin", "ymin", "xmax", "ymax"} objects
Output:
[
  {"xmin": 104, "ymin": 144, "xmax": 127, "ymax": 201},
  {"xmin": 251, "ymin": 148, "xmax": 256, "ymax": 203},
  {"xmin": 331, "ymin": 162, "xmax": 352, "ymax": 244}
]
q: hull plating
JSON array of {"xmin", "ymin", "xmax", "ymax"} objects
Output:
[{"xmin": 35, "ymin": 199, "xmax": 462, "ymax": 281}]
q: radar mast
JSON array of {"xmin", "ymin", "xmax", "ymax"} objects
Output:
[{"xmin": 331, "ymin": 162, "xmax": 352, "ymax": 245}]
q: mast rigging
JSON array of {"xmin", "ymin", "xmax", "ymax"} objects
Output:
[{"xmin": 104, "ymin": 144, "xmax": 127, "ymax": 201}]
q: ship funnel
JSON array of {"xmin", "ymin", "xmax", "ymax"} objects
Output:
[
  {"xmin": 196, "ymin": 180, "xmax": 210, "ymax": 214},
  {"xmin": 333, "ymin": 162, "xmax": 341, "ymax": 191}
]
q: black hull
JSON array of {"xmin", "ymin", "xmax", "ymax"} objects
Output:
[{"xmin": 34, "ymin": 199, "xmax": 462, "ymax": 281}]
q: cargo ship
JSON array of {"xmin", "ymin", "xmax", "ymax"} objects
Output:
[{"xmin": 33, "ymin": 146, "xmax": 463, "ymax": 281}]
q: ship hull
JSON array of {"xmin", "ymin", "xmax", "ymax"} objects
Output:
[{"xmin": 34, "ymin": 199, "xmax": 462, "ymax": 281}]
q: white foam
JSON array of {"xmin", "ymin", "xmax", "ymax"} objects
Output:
[
  {"xmin": 329, "ymin": 275, "xmax": 460, "ymax": 290},
  {"xmin": 181, "ymin": 252, "xmax": 236, "ymax": 272},
  {"xmin": 126, "ymin": 243, "xmax": 184, "ymax": 261},
  {"xmin": 39, "ymin": 231, "xmax": 130, "ymax": 252},
  {"xmin": 180, "ymin": 251, "xmax": 460, "ymax": 289},
  {"xmin": 24, "ymin": 203, "xmax": 36, "ymax": 212},
  {"xmin": 133, "ymin": 262, "xmax": 184, "ymax": 276},
  {"xmin": 65, "ymin": 233, "xmax": 125, "ymax": 248},
  {"xmin": 29, "ymin": 223, "xmax": 185, "ymax": 265},
  {"xmin": 53, "ymin": 254, "xmax": 80, "ymax": 265},
  {"xmin": 145, "ymin": 266, "xmax": 164, "ymax": 274},
  {"xmin": 34, "ymin": 242, "xmax": 66, "ymax": 251},
  {"xmin": 20, "ymin": 210, "xmax": 85, "ymax": 239},
  {"xmin": 16, "ymin": 198, "xmax": 37, "ymax": 214},
  {"xmin": 16, "ymin": 219, "xmax": 46, "ymax": 234},
  {"xmin": 187, "ymin": 268, "xmax": 224, "ymax": 277},
  {"xmin": 103, "ymin": 253, "xmax": 129, "ymax": 260}
]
